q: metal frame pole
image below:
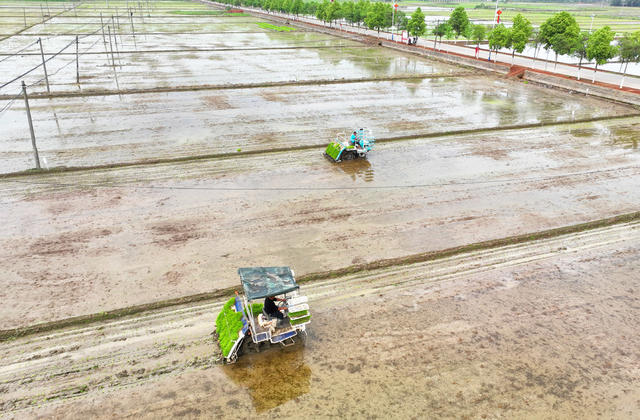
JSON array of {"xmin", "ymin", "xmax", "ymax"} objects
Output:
[
  {"xmin": 108, "ymin": 25, "xmax": 116, "ymax": 68},
  {"xmin": 111, "ymin": 16, "xmax": 118, "ymax": 50},
  {"xmin": 391, "ymin": 5, "xmax": 395, "ymax": 41},
  {"xmin": 101, "ymin": 12, "xmax": 106, "ymax": 43},
  {"xmin": 37, "ymin": 38, "xmax": 50, "ymax": 94},
  {"xmin": 22, "ymin": 81, "xmax": 41, "ymax": 170},
  {"xmin": 76, "ymin": 35, "xmax": 79, "ymax": 84}
]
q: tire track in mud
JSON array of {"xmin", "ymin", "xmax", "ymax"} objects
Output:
[
  {"xmin": 0, "ymin": 211, "xmax": 639, "ymax": 343},
  {"xmin": 2, "ymin": 113, "xmax": 638, "ymax": 179},
  {"xmin": 0, "ymin": 221, "xmax": 638, "ymax": 413}
]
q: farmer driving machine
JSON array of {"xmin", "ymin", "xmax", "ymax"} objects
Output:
[
  {"xmin": 325, "ymin": 128, "xmax": 375, "ymax": 162},
  {"xmin": 214, "ymin": 267, "xmax": 311, "ymax": 363}
]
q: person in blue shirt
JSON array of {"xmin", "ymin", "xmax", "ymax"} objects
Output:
[{"xmin": 350, "ymin": 131, "xmax": 358, "ymax": 147}]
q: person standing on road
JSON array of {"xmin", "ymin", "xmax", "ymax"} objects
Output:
[{"xmin": 475, "ymin": 45, "xmax": 479, "ymax": 58}]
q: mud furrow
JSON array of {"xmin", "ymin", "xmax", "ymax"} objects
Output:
[{"xmin": 0, "ymin": 73, "xmax": 472, "ymax": 100}]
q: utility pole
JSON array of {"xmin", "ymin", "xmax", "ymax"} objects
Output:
[
  {"xmin": 589, "ymin": 14, "xmax": 595, "ymax": 34},
  {"xmin": 75, "ymin": 35, "xmax": 79, "ymax": 84},
  {"xmin": 391, "ymin": 3, "xmax": 396, "ymax": 41},
  {"xmin": 108, "ymin": 25, "xmax": 116, "ymax": 68},
  {"xmin": 100, "ymin": 12, "xmax": 106, "ymax": 43},
  {"xmin": 130, "ymin": 11, "xmax": 135, "ymax": 35},
  {"xmin": 492, "ymin": 0, "xmax": 499, "ymax": 28},
  {"xmin": 23, "ymin": 8, "xmax": 26, "ymax": 27},
  {"xmin": 37, "ymin": 38, "xmax": 50, "ymax": 94},
  {"xmin": 22, "ymin": 81, "xmax": 41, "ymax": 170},
  {"xmin": 111, "ymin": 16, "xmax": 118, "ymax": 50}
]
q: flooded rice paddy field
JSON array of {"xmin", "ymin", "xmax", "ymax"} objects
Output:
[
  {"xmin": 0, "ymin": 77, "xmax": 633, "ymax": 173},
  {"xmin": 0, "ymin": 38, "xmax": 441, "ymax": 95},
  {"xmin": 4, "ymin": 228, "xmax": 640, "ymax": 418},
  {"xmin": 1, "ymin": 1, "xmax": 640, "ymax": 417},
  {"xmin": 1, "ymin": 115, "xmax": 639, "ymax": 329}
]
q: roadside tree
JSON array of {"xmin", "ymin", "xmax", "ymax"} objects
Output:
[
  {"xmin": 572, "ymin": 32, "xmax": 589, "ymax": 80},
  {"xmin": 448, "ymin": 6, "xmax": 469, "ymax": 38},
  {"xmin": 488, "ymin": 23, "xmax": 511, "ymax": 62},
  {"xmin": 324, "ymin": 0, "xmax": 341, "ymax": 26},
  {"xmin": 365, "ymin": 2, "xmax": 390, "ymax": 36},
  {"xmin": 407, "ymin": 7, "xmax": 427, "ymax": 43},
  {"xmin": 471, "ymin": 24, "xmax": 486, "ymax": 48},
  {"xmin": 510, "ymin": 14, "xmax": 532, "ymax": 65},
  {"xmin": 432, "ymin": 22, "xmax": 452, "ymax": 50},
  {"xmin": 617, "ymin": 31, "xmax": 640, "ymax": 88},
  {"xmin": 354, "ymin": 0, "xmax": 369, "ymax": 27},
  {"xmin": 586, "ymin": 26, "xmax": 618, "ymax": 83},
  {"xmin": 394, "ymin": 10, "xmax": 408, "ymax": 32},
  {"xmin": 315, "ymin": 1, "xmax": 327, "ymax": 23},
  {"xmin": 342, "ymin": 1, "xmax": 355, "ymax": 24},
  {"xmin": 539, "ymin": 12, "xmax": 581, "ymax": 69}
]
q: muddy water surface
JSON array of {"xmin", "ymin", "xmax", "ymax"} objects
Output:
[
  {"xmin": 1, "ymin": 117, "xmax": 639, "ymax": 328},
  {"xmin": 15, "ymin": 236, "xmax": 640, "ymax": 418},
  {"xmin": 1, "ymin": 78, "xmax": 632, "ymax": 173}
]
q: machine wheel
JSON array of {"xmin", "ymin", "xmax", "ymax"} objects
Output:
[
  {"xmin": 298, "ymin": 330, "xmax": 308, "ymax": 346},
  {"xmin": 239, "ymin": 336, "xmax": 261, "ymax": 354},
  {"xmin": 342, "ymin": 150, "xmax": 356, "ymax": 161}
]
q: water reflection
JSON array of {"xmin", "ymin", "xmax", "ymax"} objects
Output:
[
  {"xmin": 335, "ymin": 158, "xmax": 374, "ymax": 182},
  {"xmin": 222, "ymin": 345, "xmax": 311, "ymax": 413},
  {"xmin": 315, "ymin": 46, "xmax": 393, "ymax": 75}
]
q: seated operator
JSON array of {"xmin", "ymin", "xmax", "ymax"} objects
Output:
[
  {"xmin": 350, "ymin": 131, "xmax": 358, "ymax": 147},
  {"xmin": 264, "ymin": 295, "xmax": 287, "ymax": 320}
]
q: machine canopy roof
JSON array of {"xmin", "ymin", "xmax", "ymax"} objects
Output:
[{"xmin": 238, "ymin": 266, "xmax": 299, "ymax": 300}]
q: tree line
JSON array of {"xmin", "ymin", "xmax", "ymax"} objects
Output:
[{"xmin": 222, "ymin": 0, "xmax": 640, "ymax": 86}]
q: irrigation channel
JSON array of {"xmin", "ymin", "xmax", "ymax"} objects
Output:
[{"xmin": 1, "ymin": 220, "xmax": 639, "ymax": 417}]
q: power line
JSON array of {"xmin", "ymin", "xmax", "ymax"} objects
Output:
[
  {"xmin": 0, "ymin": 88, "xmax": 22, "ymax": 118},
  {"xmin": 0, "ymin": 39, "xmax": 39, "ymax": 64},
  {"xmin": 0, "ymin": 37, "xmax": 75, "ymax": 90}
]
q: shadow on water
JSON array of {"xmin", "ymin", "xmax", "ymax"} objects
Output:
[
  {"xmin": 334, "ymin": 158, "xmax": 374, "ymax": 182},
  {"xmin": 222, "ymin": 345, "xmax": 311, "ymax": 413}
]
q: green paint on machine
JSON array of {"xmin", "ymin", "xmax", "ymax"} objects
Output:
[{"xmin": 325, "ymin": 141, "xmax": 343, "ymax": 161}]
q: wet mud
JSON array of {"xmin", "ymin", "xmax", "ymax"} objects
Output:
[
  {"xmin": 2, "ymin": 228, "xmax": 639, "ymax": 418},
  {"xmin": 1, "ymin": 115, "xmax": 640, "ymax": 329},
  {"xmin": 1, "ymin": 2, "xmax": 639, "ymax": 417}
]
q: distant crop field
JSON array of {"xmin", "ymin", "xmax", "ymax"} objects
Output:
[{"xmin": 399, "ymin": 1, "xmax": 640, "ymax": 33}]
